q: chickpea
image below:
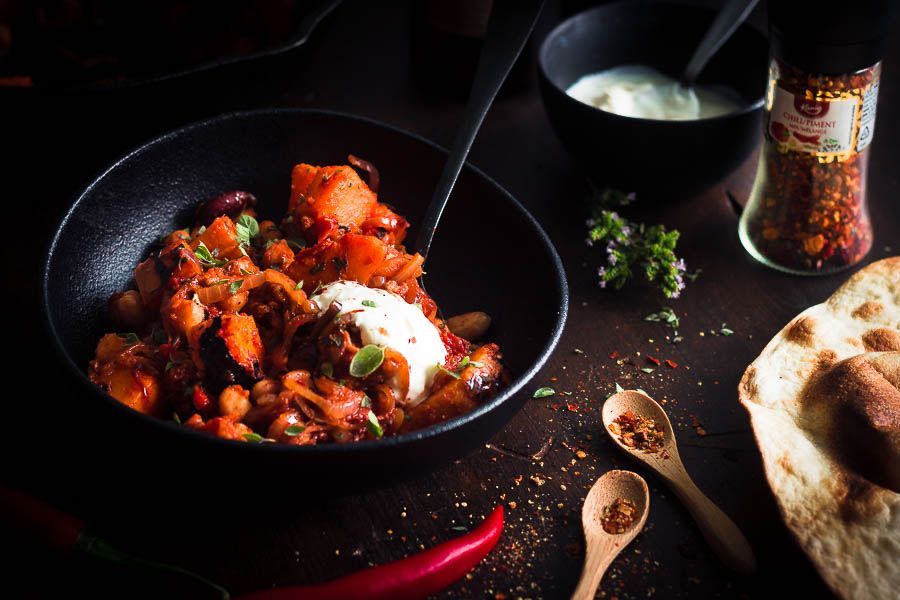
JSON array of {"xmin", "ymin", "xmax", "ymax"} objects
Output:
[
  {"xmin": 446, "ymin": 311, "xmax": 492, "ymax": 341},
  {"xmin": 251, "ymin": 378, "xmax": 281, "ymax": 402},
  {"xmin": 219, "ymin": 385, "xmax": 251, "ymax": 419},
  {"xmin": 108, "ymin": 290, "xmax": 149, "ymax": 329}
]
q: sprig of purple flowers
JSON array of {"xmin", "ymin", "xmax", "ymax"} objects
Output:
[{"xmin": 586, "ymin": 190, "xmax": 688, "ymax": 299}]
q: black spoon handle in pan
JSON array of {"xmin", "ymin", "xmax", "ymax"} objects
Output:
[{"xmin": 414, "ymin": 0, "xmax": 545, "ymax": 260}]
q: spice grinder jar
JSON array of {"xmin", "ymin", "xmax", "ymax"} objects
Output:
[{"xmin": 739, "ymin": 0, "xmax": 895, "ymax": 275}]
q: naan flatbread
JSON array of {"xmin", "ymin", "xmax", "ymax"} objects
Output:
[{"xmin": 739, "ymin": 257, "xmax": 900, "ymax": 600}]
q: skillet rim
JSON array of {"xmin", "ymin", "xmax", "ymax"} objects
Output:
[{"xmin": 41, "ymin": 107, "xmax": 569, "ymax": 457}]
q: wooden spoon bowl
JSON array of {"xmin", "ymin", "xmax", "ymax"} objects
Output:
[
  {"xmin": 572, "ymin": 469, "xmax": 649, "ymax": 600},
  {"xmin": 602, "ymin": 389, "xmax": 757, "ymax": 574}
]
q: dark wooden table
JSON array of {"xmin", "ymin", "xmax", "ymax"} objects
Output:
[{"xmin": 4, "ymin": 1, "xmax": 899, "ymax": 598}]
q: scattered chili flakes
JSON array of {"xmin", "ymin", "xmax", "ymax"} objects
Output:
[
  {"xmin": 530, "ymin": 475, "xmax": 546, "ymax": 487},
  {"xmin": 609, "ymin": 410, "xmax": 665, "ymax": 453},
  {"xmin": 690, "ymin": 414, "xmax": 708, "ymax": 437},
  {"xmin": 601, "ymin": 497, "xmax": 638, "ymax": 534},
  {"xmin": 646, "ymin": 356, "xmax": 661, "ymax": 366},
  {"xmin": 665, "ymin": 359, "xmax": 678, "ymax": 369},
  {"xmin": 608, "ymin": 351, "xmax": 620, "ymax": 360}
]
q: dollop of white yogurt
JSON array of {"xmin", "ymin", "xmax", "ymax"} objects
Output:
[
  {"xmin": 310, "ymin": 281, "xmax": 446, "ymax": 406},
  {"xmin": 566, "ymin": 65, "xmax": 741, "ymax": 120}
]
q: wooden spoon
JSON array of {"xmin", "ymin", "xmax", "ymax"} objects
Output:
[
  {"xmin": 602, "ymin": 390, "xmax": 757, "ymax": 574},
  {"xmin": 572, "ymin": 470, "xmax": 649, "ymax": 600}
]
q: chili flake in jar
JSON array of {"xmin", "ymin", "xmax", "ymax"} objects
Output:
[
  {"xmin": 738, "ymin": 1, "xmax": 892, "ymax": 275},
  {"xmin": 609, "ymin": 410, "xmax": 665, "ymax": 454},
  {"xmin": 600, "ymin": 497, "xmax": 638, "ymax": 534}
]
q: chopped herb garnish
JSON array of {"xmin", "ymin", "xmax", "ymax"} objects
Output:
[
  {"xmin": 320, "ymin": 362, "xmax": 334, "ymax": 378},
  {"xmin": 362, "ymin": 299, "xmax": 376, "ymax": 308},
  {"xmin": 286, "ymin": 238, "xmax": 305, "ymax": 251},
  {"xmin": 361, "ymin": 396, "xmax": 372, "ymax": 408},
  {"xmin": 457, "ymin": 356, "xmax": 483, "ymax": 370},
  {"xmin": 437, "ymin": 364, "xmax": 461, "ymax": 379},
  {"xmin": 235, "ymin": 214, "xmax": 260, "ymax": 248},
  {"xmin": 645, "ymin": 307, "xmax": 680, "ymax": 329},
  {"xmin": 366, "ymin": 411, "xmax": 383, "ymax": 438},
  {"xmin": 615, "ymin": 383, "xmax": 625, "ymax": 393},
  {"xmin": 284, "ymin": 424, "xmax": 306, "ymax": 437},
  {"xmin": 172, "ymin": 412, "xmax": 182, "ymax": 424},
  {"xmin": 533, "ymin": 387, "xmax": 556, "ymax": 399},
  {"xmin": 243, "ymin": 432, "xmax": 267, "ymax": 443},
  {"xmin": 194, "ymin": 242, "xmax": 227, "ymax": 267},
  {"xmin": 349, "ymin": 345, "xmax": 385, "ymax": 378},
  {"xmin": 165, "ymin": 360, "xmax": 176, "ymax": 372},
  {"xmin": 641, "ymin": 367, "xmax": 655, "ymax": 374},
  {"xmin": 294, "ymin": 280, "xmax": 305, "ymax": 290},
  {"xmin": 117, "ymin": 332, "xmax": 140, "ymax": 345},
  {"xmin": 240, "ymin": 268, "xmax": 253, "ymax": 276},
  {"xmin": 720, "ymin": 325, "xmax": 734, "ymax": 336},
  {"xmin": 229, "ymin": 280, "xmax": 243, "ymax": 295}
]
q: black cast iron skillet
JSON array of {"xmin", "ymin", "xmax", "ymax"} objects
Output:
[
  {"xmin": 42, "ymin": 109, "xmax": 568, "ymax": 496},
  {"xmin": 7, "ymin": 0, "xmax": 342, "ymax": 92}
]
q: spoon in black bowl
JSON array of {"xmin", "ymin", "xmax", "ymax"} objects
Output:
[
  {"xmin": 413, "ymin": 0, "xmax": 545, "ymax": 260},
  {"xmin": 680, "ymin": 0, "xmax": 760, "ymax": 88}
]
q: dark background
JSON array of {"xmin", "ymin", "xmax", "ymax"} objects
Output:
[{"xmin": 3, "ymin": 1, "xmax": 899, "ymax": 598}]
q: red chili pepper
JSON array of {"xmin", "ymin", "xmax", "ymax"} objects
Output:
[
  {"xmin": 237, "ymin": 505, "xmax": 504, "ymax": 600},
  {"xmin": 665, "ymin": 359, "xmax": 678, "ymax": 369},
  {"xmin": 0, "ymin": 481, "xmax": 84, "ymax": 553},
  {"xmin": 608, "ymin": 351, "xmax": 619, "ymax": 360},
  {"xmin": 647, "ymin": 356, "xmax": 660, "ymax": 366},
  {"xmin": 0, "ymin": 482, "xmax": 229, "ymax": 598}
]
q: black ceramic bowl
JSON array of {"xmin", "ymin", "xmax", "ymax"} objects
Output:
[
  {"xmin": 42, "ymin": 109, "xmax": 567, "ymax": 495},
  {"xmin": 539, "ymin": 1, "xmax": 768, "ymax": 197}
]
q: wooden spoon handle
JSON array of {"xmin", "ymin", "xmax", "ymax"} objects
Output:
[
  {"xmin": 669, "ymin": 476, "xmax": 757, "ymax": 574},
  {"xmin": 571, "ymin": 537, "xmax": 616, "ymax": 600}
]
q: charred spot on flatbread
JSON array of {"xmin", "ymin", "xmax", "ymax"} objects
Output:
[
  {"xmin": 862, "ymin": 328, "xmax": 900, "ymax": 352},
  {"xmin": 830, "ymin": 473, "xmax": 884, "ymax": 523},
  {"xmin": 801, "ymin": 353, "xmax": 900, "ymax": 494},
  {"xmin": 777, "ymin": 452, "xmax": 795, "ymax": 476},
  {"xmin": 786, "ymin": 316, "xmax": 816, "ymax": 347},
  {"xmin": 815, "ymin": 349, "xmax": 838, "ymax": 372},
  {"xmin": 852, "ymin": 301, "xmax": 884, "ymax": 320},
  {"xmin": 738, "ymin": 365, "xmax": 757, "ymax": 399}
]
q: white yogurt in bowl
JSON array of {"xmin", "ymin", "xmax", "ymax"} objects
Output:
[{"xmin": 566, "ymin": 65, "xmax": 741, "ymax": 121}]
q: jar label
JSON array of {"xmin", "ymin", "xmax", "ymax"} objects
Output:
[
  {"xmin": 768, "ymin": 87, "xmax": 863, "ymax": 157},
  {"xmin": 858, "ymin": 79, "xmax": 879, "ymax": 150}
]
